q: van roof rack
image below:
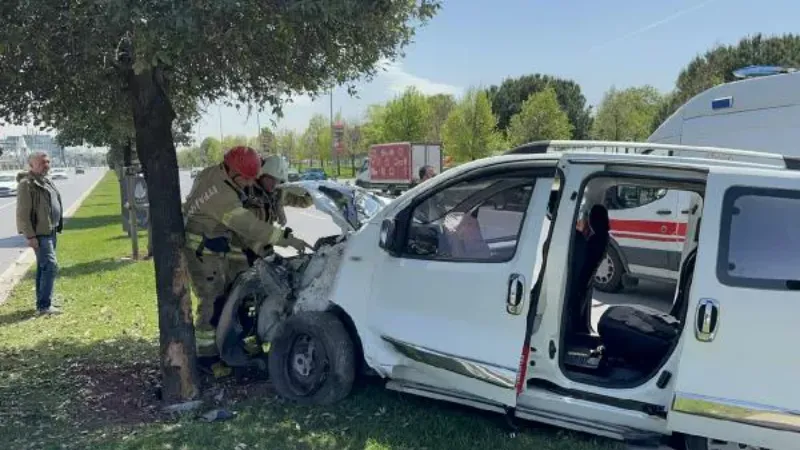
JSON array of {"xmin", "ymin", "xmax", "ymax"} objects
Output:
[{"xmin": 505, "ymin": 140, "xmax": 800, "ymax": 171}]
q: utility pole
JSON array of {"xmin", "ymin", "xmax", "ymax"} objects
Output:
[{"xmin": 218, "ymin": 104, "xmax": 224, "ymax": 143}]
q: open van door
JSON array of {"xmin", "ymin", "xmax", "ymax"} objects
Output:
[{"xmin": 668, "ymin": 166, "xmax": 800, "ymax": 449}]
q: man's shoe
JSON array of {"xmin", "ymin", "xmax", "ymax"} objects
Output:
[{"xmin": 37, "ymin": 307, "xmax": 63, "ymax": 315}]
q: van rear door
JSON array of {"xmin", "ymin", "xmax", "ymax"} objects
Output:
[{"xmin": 668, "ymin": 165, "xmax": 800, "ymax": 449}]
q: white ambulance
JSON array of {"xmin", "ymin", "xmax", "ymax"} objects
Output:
[{"xmin": 592, "ymin": 66, "xmax": 800, "ymax": 292}]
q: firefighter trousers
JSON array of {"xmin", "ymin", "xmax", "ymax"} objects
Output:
[{"xmin": 183, "ymin": 247, "xmax": 250, "ymax": 358}]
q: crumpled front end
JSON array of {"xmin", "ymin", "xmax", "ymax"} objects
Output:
[{"xmin": 215, "ymin": 235, "xmax": 350, "ymax": 367}]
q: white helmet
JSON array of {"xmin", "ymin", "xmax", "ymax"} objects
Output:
[{"xmin": 260, "ymin": 155, "xmax": 288, "ymax": 183}]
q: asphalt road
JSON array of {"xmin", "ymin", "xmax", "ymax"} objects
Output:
[{"xmin": 0, "ymin": 167, "xmax": 107, "ymax": 276}]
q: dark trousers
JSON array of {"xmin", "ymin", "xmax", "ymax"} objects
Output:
[{"xmin": 35, "ymin": 232, "xmax": 58, "ymax": 311}]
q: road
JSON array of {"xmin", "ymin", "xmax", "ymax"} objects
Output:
[{"xmin": 0, "ymin": 168, "xmax": 107, "ymax": 276}]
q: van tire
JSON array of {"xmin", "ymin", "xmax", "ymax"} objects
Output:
[
  {"xmin": 594, "ymin": 246, "xmax": 624, "ymax": 293},
  {"xmin": 268, "ymin": 311, "xmax": 355, "ymax": 405}
]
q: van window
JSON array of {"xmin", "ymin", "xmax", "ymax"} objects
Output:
[
  {"xmin": 604, "ymin": 185, "xmax": 667, "ymax": 210},
  {"xmin": 405, "ymin": 177, "xmax": 534, "ymax": 262},
  {"xmin": 717, "ymin": 187, "xmax": 800, "ymax": 290}
]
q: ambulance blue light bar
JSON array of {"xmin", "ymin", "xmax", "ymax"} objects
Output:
[{"xmin": 732, "ymin": 65, "xmax": 796, "ymax": 79}]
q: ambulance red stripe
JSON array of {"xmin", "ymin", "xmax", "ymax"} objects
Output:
[
  {"xmin": 610, "ymin": 232, "xmax": 685, "ymax": 243},
  {"xmin": 609, "ymin": 219, "xmax": 688, "ymax": 236}
]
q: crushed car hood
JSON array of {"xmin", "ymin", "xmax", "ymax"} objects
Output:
[{"xmin": 282, "ymin": 180, "xmax": 391, "ymax": 233}]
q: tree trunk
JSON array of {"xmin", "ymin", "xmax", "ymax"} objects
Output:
[{"xmin": 127, "ymin": 67, "xmax": 200, "ymax": 404}]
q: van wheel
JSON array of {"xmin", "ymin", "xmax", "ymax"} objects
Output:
[
  {"xmin": 683, "ymin": 435, "xmax": 763, "ymax": 450},
  {"xmin": 268, "ymin": 311, "xmax": 355, "ymax": 405},
  {"xmin": 594, "ymin": 247, "xmax": 624, "ymax": 293}
]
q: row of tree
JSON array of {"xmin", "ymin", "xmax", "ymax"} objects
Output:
[{"xmin": 185, "ymin": 33, "xmax": 800, "ymax": 169}]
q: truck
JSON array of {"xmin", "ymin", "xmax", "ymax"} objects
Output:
[
  {"xmin": 355, "ymin": 142, "xmax": 442, "ymax": 194},
  {"xmin": 587, "ymin": 65, "xmax": 800, "ymax": 294}
]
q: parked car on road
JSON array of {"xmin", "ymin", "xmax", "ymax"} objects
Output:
[
  {"xmin": 0, "ymin": 173, "xmax": 17, "ymax": 197},
  {"xmin": 50, "ymin": 168, "xmax": 68, "ymax": 180},
  {"xmin": 75, "ymin": 166, "xmax": 85, "ymax": 174},
  {"xmin": 300, "ymin": 168, "xmax": 327, "ymax": 181},
  {"xmin": 287, "ymin": 168, "xmax": 301, "ymax": 182},
  {"xmin": 218, "ymin": 140, "xmax": 800, "ymax": 450}
]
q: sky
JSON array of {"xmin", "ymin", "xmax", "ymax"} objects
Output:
[{"xmin": 3, "ymin": 0, "xmax": 800, "ymax": 146}]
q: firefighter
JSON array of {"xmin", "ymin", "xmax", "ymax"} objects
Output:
[
  {"xmin": 182, "ymin": 146, "xmax": 311, "ymax": 375},
  {"xmin": 236, "ymin": 155, "xmax": 315, "ymax": 265}
]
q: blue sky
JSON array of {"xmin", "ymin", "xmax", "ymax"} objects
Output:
[{"xmin": 4, "ymin": 0, "xmax": 799, "ymax": 146}]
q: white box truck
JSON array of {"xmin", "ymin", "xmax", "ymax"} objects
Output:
[{"xmin": 355, "ymin": 142, "xmax": 442, "ymax": 194}]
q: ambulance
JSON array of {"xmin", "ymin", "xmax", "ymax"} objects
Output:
[{"xmin": 593, "ymin": 65, "xmax": 800, "ymax": 292}]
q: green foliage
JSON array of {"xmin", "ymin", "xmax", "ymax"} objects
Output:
[
  {"xmin": 382, "ymin": 86, "xmax": 432, "ymax": 142},
  {"xmin": 426, "ymin": 93, "xmax": 456, "ymax": 142},
  {"xmin": 507, "ymin": 87, "xmax": 573, "ymax": 146},
  {"xmin": 302, "ymin": 114, "xmax": 332, "ymax": 164},
  {"xmin": 487, "ymin": 74, "xmax": 592, "ymax": 139},
  {"xmin": 442, "ymin": 88, "xmax": 503, "ymax": 162},
  {"xmin": 592, "ymin": 86, "xmax": 664, "ymax": 141},
  {"xmin": 654, "ymin": 33, "xmax": 800, "ymax": 129}
]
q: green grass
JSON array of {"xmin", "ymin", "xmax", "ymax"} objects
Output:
[
  {"xmin": 0, "ymin": 172, "xmax": 622, "ymax": 450},
  {"xmin": 295, "ymin": 163, "xmax": 358, "ymax": 178}
]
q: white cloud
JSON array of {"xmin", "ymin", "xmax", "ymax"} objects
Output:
[{"xmin": 379, "ymin": 59, "xmax": 463, "ymax": 96}]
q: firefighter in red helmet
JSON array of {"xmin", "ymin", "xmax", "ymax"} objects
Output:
[{"xmin": 182, "ymin": 146, "xmax": 311, "ymax": 375}]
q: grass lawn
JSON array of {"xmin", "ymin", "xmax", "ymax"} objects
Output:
[{"xmin": 0, "ymin": 172, "xmax": 622, "ymax": 450}]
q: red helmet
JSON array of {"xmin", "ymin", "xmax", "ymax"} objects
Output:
[{"xmin": 223, "ymin": 146, "xmax": 260, "ymax": 180}]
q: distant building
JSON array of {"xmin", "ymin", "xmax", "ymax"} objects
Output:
[{"xmin": 0, "ymin": 134, "xmax": 63, "ymax": 168}]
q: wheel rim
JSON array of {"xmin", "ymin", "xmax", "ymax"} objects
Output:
[
  {"xmin": 594, "ymin": 253, "xmax": 615, "ymax": 285},
  {"xmin": 705, "ymin": 438, "xmax": 764, "ymax": 450},
  {"xmin": 285, "ymin": 333, "xmax": 329, "ymax": 396}
]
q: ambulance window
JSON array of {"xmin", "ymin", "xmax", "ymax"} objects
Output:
[
  {"xmin": 604, "ymin": 185, "xmax": 667, "ymax": 210},
  {"xmin": 717, "ymin": 187, "xmax": 800, "ymax": 290}
]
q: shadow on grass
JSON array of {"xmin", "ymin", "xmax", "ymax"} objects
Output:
[
  {"xmin": 0, "ymin": 308, "xmax": 37, "ymax": 327},
  {"xmin": 63, "ymin": 214, "xmax": 121, "ymax": 231},
  {"xmin": 59, "ymin": 258, "xmax": 136, "ymax": 279},
  {"xmin": 0, "ymin": 335, "xmax": 621, "ymax": 450}
]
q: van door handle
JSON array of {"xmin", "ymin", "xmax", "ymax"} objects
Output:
[
  {"xmin": 695, "ymin": 298, "xmax": 720, "ymax": 342},
  {"xmin": 656, "ymin": 209, "xmax": 672, "ymax": 215},
  {"xmin": 506, "ymin": 273, "xmax": 526, "ymax": 315}
]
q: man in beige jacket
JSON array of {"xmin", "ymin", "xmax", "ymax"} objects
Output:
[{"xmin": 16, "ymin": 152, "xmax": 64, "ymax": 315}]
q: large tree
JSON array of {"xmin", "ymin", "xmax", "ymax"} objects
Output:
[
  {"xmin": 592, "ymin": 86, "xmax": 663, "ymax": 141},
  {"xmin": 487, "ymin": 74, "xmax": 592, "ymax": 139},
  {"xmin": 302, "ymin": 114, "xmax": 332, "ymax": 167},
  {"xmin": 507, "ymin": 86, "xmax": 573, "ymax": 147},
  {"xmin": 653, "ymin": 33, "xmax": 800, "ymax": 130},
  {"xmin": 381, "ymin": 86, "xmax": 431, "ymax": 142},
  {"xmin": 0, "ymin": 0, "xmax": 440, "ymax": 403},
  {"xmin": 441, "ymin": 88, "xmax": 503, "ymax": 162}
]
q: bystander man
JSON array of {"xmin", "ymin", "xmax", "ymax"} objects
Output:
[{"xmin": 16, "ymin": 152, "xmax": 64, "ymax": 315}]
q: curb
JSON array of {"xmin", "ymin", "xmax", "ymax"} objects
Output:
[{"xmin": 0, "ymin": 171, "xmax": 109, "ymax": 305}]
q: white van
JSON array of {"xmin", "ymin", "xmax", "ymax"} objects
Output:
[
  {"xmin": 591, "ymin": 67, "xmax": 800, "ymax": 292},
  {"xmin": 228, "ymin": 140, "xmax": 800, "ymax": 449}
]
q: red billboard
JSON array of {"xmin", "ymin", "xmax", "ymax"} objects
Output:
[{"xmin": 369, "ymin": 143, "xmax": 411, "ymax": 181}]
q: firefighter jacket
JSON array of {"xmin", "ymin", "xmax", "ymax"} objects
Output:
[{"xmin": 182, "ymin": 164, "xmax": 284, "ymax": 257}]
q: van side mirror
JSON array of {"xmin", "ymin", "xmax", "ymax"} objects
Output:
[{"xmin": 379, "ymin": 218, "xmax": 397, "ymax": 254}]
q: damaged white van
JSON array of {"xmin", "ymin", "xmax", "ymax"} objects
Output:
[{"xmin": 219, "ymin": 143, "xmax": 800, "ymax": 450}]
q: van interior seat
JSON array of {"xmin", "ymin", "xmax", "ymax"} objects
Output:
[{"xmin": 596, "ymin": 246, "xmax": 697, "ymax": 372}]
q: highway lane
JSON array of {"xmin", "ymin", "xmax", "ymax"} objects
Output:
[{"xmin": 0, "ymin": 167, "xmax": 107, "ymax": 276}]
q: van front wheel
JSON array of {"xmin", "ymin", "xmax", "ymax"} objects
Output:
[{"xmin": 268, "ymin": 312, "xmax": 356, "ymax": 405}]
